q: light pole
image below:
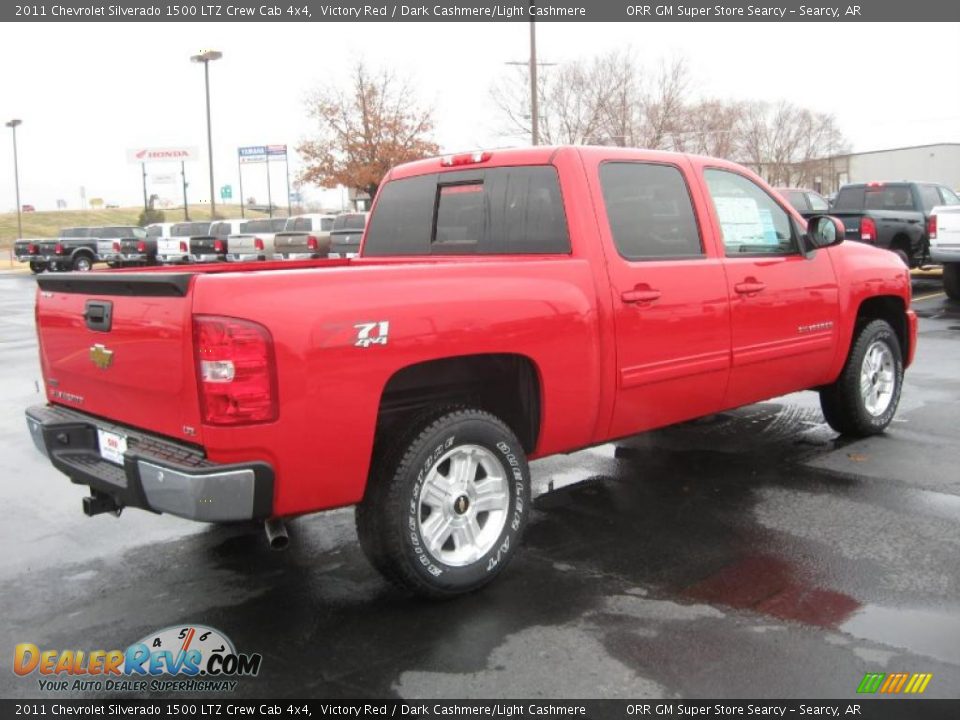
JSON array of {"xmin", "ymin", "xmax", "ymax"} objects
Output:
[
  {"xmin": 6, "ymin": 119, "xmax": 23, "ymax": 239},
  {"xmin": 190, "ymin": 49, "xmax": 222, "ymax": 219}
]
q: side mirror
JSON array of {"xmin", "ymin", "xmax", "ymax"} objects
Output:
[{"xmin": 806, "ymin": 215, "xmax": 845, "ymax": 249}]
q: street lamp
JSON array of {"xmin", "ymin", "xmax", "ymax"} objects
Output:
[
  {"xmin": 6, "ymin": 119, "xmax": 23, "ymax": 239},
  {"xmin": 190, "ymin": 49, "xmax": 222, "ymax": 219}
]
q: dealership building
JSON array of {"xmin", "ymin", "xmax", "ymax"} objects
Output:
[{"xmin": 817, "ymin": 142, "xmax": 960, "ymax": 193}]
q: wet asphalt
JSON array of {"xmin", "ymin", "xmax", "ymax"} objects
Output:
[{"xmin": 0, "ymin": 270, "xmax": 958, "ymax": 700}]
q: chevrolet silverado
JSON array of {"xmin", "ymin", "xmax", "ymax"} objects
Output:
[{"xmin": 25, "ymin": 147, "xmax": 917, "ymax": 597}]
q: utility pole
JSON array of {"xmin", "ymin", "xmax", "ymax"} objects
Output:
[
  {"xmin": 528, "ymin": 3, "xmax": 539, "ymax": 146},
  {"xmin": 506, "ymin": 5, "xmax": 554, "ymax": 146}
]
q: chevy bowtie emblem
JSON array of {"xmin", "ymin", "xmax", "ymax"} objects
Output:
[{"xmin": 89, "ymin": 344, "xmax": 114, "ymax": 370}]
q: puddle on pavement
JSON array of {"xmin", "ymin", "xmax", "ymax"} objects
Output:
[{"xmin": 841, "ymin": 604, "xmax": 960, "ymax": 666}]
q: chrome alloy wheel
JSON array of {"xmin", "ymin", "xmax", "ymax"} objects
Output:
[
  {"xmin": 860, "ymin": 340, "xmax": 896, "ymax": 417},
  {"xmin": 417, "ymin": 444, "xmax": 510, "ymax": 567}
]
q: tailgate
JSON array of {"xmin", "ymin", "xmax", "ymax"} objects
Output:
[
  {"xmin": 227, "ymin": 234, "xmax": 255, "ymax": 252},
  {"xmin": 189, "ymin": 235, "xmax": 219, "ymax": 254},
  {"xmin": 274, "ymin": 232, "xmax": 311, "ymax": 254},
  {"xmin": 933, "ymin": 207, "xmax": 960, "ymax": 247},
  {"xmin": 832, "ymin": 213, "xmax": 862, "ymax": 240},
  {"xmin": 35, "ymin": 272, "xmax": 203, "ymax": 443}
]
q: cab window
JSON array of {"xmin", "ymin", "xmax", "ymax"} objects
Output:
[
  {"xmin": 704, "ymin": 169, "xmax": 797, "ymax": 256},
  {"xmin": 599, "ymin": 162, "xmax": 703, "ymax": 259}
]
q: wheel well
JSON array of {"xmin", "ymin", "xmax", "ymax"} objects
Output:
[
  {"xmin": 856, "ymin": 296, "xmax": 908, "ymax": 357},
  {"xmin": 72, "ymin": 249, "xmax": 95, "ymax": 259},
  {"xmin": 376, "ymin": 354, "xmax": 542, "ymax": 454},
  {"xmin": 890, "ymin": 234, "xmax": 911, "ymax": 251}
]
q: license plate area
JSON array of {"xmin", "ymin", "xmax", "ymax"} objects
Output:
[{"xmin": 97, "ymin": 428, "xmax": 128, "ymax": 466}]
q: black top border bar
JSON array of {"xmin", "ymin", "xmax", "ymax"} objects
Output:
[{"xmin": 6, "ymin": 0, "xmax": 960, "ymax": 22}]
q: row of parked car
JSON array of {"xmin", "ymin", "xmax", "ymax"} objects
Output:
[
  {"xmin": 776, "ymin": 181, "xmax": 960, "ymax": 299},
  {"xmin": 12, "ymin": 211, "xmax": 370, "ymax": 273}
]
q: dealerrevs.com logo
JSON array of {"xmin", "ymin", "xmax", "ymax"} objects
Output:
[{"xmin": 14, "ymin": 624, "xmax": 262, "ymax": 693}]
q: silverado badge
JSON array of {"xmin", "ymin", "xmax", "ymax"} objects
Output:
[{"xmin": 89, "ymin": 344, "xmax": 114, "ymax": 370}]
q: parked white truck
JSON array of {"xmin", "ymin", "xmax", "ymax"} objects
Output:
[
  {"xmin": 226, "ymin": 217, "xmax": 289, "ymax": 262},
  {"xmin": 930, "ymin": 201, "xmax": 960, "ymax": 299}
]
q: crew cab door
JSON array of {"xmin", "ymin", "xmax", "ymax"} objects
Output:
[
  {"xmin": 700, "ymin": 168, "xmax": 840, "ymax": 406},
  {"xmin": 593, "ymin": 159, "xmax": 732, "ymax": 438}
]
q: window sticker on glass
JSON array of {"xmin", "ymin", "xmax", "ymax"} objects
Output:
[
  {"xmin": 712, "ymin": 196, "xmax": 767, "ymax": 246},
  {"xmin": 757, "ymin": 209, "xmax": 779, "ymax": 245}
]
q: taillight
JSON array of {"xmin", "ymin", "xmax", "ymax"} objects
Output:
[
  {"xmin": 440, "ymin": 151, "xmax": 492, "ymax": 167},
  {"xmin": 136, "ymin": 240, "xmax": 146, "ymax": 252},
  {"xmin": 54, "ymin": 243, "xmax": 64, "ymax": 255},
  {"xmin": 113, "ymin": 242, "xmax": 121, "ymax": 252},
  {"xmin": 214, "ymin": 239, "xmax": 224, "ymax": 253},
  {"xmin": 860, "ymin": 217, "xmax": 877, "ymax": 242},
  {"xmin": 306, "ymin": 235, "xmax": 318, "ymax": 250},
  {"xmin": 180, "ymin": 240, "xmax": 188, "ymax": 252},
  {"xmin": 193, "ymin": 315, "xmax": 278, "ymax": 426},
  {"xmin": 254, "ymin": 237, "xmax": 264, "ymax": 251},
  {"xmin": 27, "ymin": 243, "xmax": 36, "ymax": 254},
  {"xmin": 928, "ymin": 215, "xmax": 938, "ymax": 239}
]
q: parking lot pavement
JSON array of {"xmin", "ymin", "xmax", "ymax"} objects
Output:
[{"xmin": 1, "ymin": 273, "xmax": 957, "ymax": 700}]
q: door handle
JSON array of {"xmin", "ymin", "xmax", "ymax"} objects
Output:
[
  {"xmin": 621, "ymin": 288, "xmax": 662, "ymax": 304},
  {"xmin": 734, "ymin": 280, "xmax": 766, "ymax": 295}
]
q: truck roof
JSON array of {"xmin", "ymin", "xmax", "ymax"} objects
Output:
[{"xmin": 387, "ymin": 145, "xmax": 744, "ymax": 182}]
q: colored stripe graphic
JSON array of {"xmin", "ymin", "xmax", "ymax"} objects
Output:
[
  {"xmin": 857, "ymin": 672, "xmax": 932, "ymax": 694},
  {"xmin": 857, "ymin": 673, "xmax": 885, "ymax": 693}
]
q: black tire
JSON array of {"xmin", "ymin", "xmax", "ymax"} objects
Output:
[
  {"xmin": 944, "ymin": 263, "xmax": 960, "ymax": 301},
  {"xmin": 819, "ymin": 319, "xmax": 903, "ymax": 437},
  {"xmin": 71, "ymin": 254, "xmax": 93, "ymax": 272},
  {"xmin": 29, "ymin": 262, "xmax": 45, "ymax": 274},
  {"xmin": 356, "ymin": 408, "xmax": 530, "ymax": 598}
]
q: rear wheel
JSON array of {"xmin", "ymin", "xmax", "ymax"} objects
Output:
[
  {"xmin": 819, "ymin": 319, "xmax": 903, "ymax": 437},
  {"xmin": 29, "ymin": 262, "xmax": 45, "ymax": 274},
  {"xmin": 944, "ymin": 263, "xmax": 960, "ymax": 301},
  {"xmin": 356, "ymin": 408, "xmax": 530, "ymax": 598},
  {"xmin": 71, "ymin": 254, "xmax": 93, "ymax": 272}
]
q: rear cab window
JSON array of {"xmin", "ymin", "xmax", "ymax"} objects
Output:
[
  {"xmin": 833, "ymin": 186, "xmax": 865, "ymax": 211},
  {"xmin": 364, "ymin": 166, "xmax": 570, "ymax": 256},
  {"xmin": 865, "ymin": 184, "xmax": 915, "ymax": 211},
  {"xmin": 783, "ymin": 191, "xmax": 810, "ymax": 214}
]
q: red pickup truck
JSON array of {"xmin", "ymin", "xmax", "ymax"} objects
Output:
[{"xmin": 26, "ymin": 147, "xmax": 917, "ymax": 597}]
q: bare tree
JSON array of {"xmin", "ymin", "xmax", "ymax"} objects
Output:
[
  {"xmin": 490, "ymin": 50, "xmax": 849, "ymax": 187},
  {"xmin": 736, "ymin": 101, "xmax": 849, "ymax": 186},
  {"xmin": 297, "ymin": 62, "xmax": 439, "ymax": 198}
]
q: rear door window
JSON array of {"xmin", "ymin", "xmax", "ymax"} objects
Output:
[
  {"xmin": 599, "ymin": 162, "xmax": 703, "ymax": 259},
  {"xmin": 918, "ymin": 185, "xmax": 943, "ymax": 213},
  {"xmin": 364, "ymin": 166, "xmax": 570, "ymax": 256}
]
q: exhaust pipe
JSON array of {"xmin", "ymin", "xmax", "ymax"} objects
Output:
[{"xmin": 264, "ymin": 518, "xmax": 289, "ymax": 551}]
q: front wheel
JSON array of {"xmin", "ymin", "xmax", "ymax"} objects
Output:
[
  {"xmin": 944, "ymin": 263, "xmax": 960, "ymax": 301},
  {"xmin": 819, "ymin": 319, "xmax": 903, "ymax": 437},
  {"xmin": 356, "ymin": 408, "xmax": 530, "ymax": 598}
]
